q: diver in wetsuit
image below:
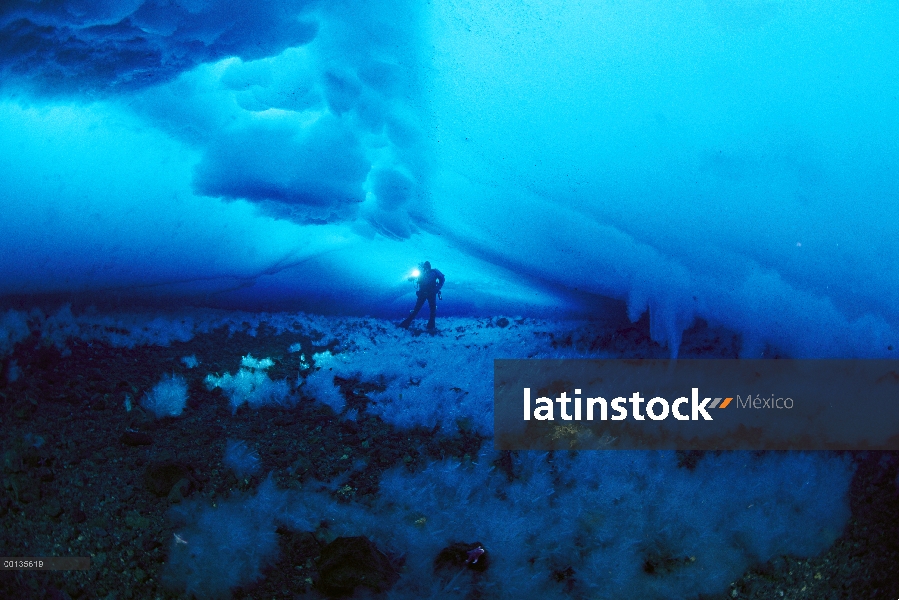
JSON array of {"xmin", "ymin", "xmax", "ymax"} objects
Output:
[{"xmin": 399, "ymin": 261, "xmax": 445, "ymax": 331}]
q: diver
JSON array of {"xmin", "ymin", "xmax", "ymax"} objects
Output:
[{"xmin": 399, "ymin": 261, "xmax": 445, "ymax": 331}]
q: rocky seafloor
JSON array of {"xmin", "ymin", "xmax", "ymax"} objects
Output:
[{"xmin": 0, "ymin": 307, "xmax": 897, "ymax": 599}]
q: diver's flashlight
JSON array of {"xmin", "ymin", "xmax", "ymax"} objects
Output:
[{"xmin": 410, "ymin": 268, "xmax": 420, "ymax": 278}]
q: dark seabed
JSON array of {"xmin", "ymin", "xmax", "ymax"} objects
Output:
[{"xmin": 1, "ymin": 307, "xmax": 897, "ymax": 599}]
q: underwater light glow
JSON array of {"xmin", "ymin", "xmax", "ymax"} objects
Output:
[{"xmin": 0, "ymin": 0, "xmax": 896, "ymax": 356}]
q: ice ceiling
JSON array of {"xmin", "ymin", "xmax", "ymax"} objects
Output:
[{"xmin": 0, "ymin": 0, "xmax": 897, "ymax": 357}]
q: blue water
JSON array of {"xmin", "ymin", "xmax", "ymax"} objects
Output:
[{"xmin": 1, "ymin": 1, "xmax": 898, "ymax": 597}]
